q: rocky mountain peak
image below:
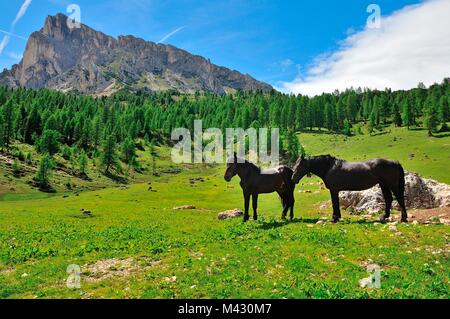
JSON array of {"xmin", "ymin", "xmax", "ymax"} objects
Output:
[
  {"xmin": 0, "ymin": 14, "xmax": 272, "ymax": 95},
  {"xmin": 42, "ymin": 13, "xmax": 71, "ymax": 39}
]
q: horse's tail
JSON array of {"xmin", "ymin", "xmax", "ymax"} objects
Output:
[
  {"xmin": 282, "ymin": 167, "xmax": 294, "ymax": 192},
  {"xmin": 397, "ymin": 163, "xmax": 405, "ymax": 199},
  {"xmin": 280, "ymin": 195, "xmax": 288, "ymax": 209}
]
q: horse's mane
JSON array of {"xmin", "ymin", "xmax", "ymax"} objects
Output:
[
  {"xmin": 245, "ymin": 159, "xmax": 262, "ymax": 173},
  {"xmin": 307, "ymin": 155, "xmax": 345, "ymax": 174},
  {"xmin": 236, "ymin": 157, "xmax": 261, "ymax": 174}
]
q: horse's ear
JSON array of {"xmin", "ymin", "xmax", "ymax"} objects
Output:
[
  {"xmin": 301, "ymin": 154, "xmax": 305, "ymax": 160},
  {"xmin": 234, "ymin": 152, "xmax": 237, "ymax": 160}
]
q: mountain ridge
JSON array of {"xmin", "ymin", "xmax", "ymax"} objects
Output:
[{"xmin": 0, "ymin": 13, "xmax": 272, "ymax": 95}]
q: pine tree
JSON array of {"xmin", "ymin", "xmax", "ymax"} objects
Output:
[
  {"xmin": 0, "ymin": 113, "xmax": 4, "ymax": 150},
  {"xmin": 121, "ymin": 137, "xmax": 136, "ymax": 164},
  {"xmin": 92, "ymin": 116, "xmax": 102, "ymax": 147},
  {"xmin": 392, "ymin": 102, "xmax": 402, "ymax": 127},
  {"xmin": 35, "ymin": 154, "xmax": 54, "ymax": 189},
  {"xmin": 1, "ymin": 99, "xmax": 14, "ymax": 149},
  {"xmin": 12, "ymin": 160, "xmax": 21, "ymax": 177},
  {"xmin": 438, "ymin": 96, "xmax": 449, "ymax": 131},
  {"xmin": 62, "ymin": 145, "xmax": 72, "ymax": 161},
  {"xmin": 149, "ymin": 140, "xmax": 157, "ymax": 176},
  {"xmin": 25, "ymin": 152, "xmax": 32, "ymax": 164},
  {"xmin": 78, "ymin": 149, "xmax": 88, "ymax": 176},
  {"xmin": 284, "ymin": 130, "xmax": 300, "ymax": 165},
  {"xmin": 336, "ymin": 99, "xmax": 346, "ymax": 130},
  {"xmin": 101, "ymin": 135, "xmax": 119, "ymax": 174},
  {"xmin": 424, "ymin": 99, "xmax": 438, "ymax": 136},
  {"xmin": 24, "ymin": 105, "xmax": 41, "ymax": 144},
  {"xmin": 37, "ymin": 130, "xmax": 61, "ymax": 155},
  {"xmin": 342, "ymin": 119, "xmax": 351, "ymax": 136},
  {"xmin": 368, "ymin": 109, "xmax": 376, "ymax": 135},
  {"xmin": 401, "ymin": 100, "xmax": 413, "ymax": 129},
  {"xmin": 324, "ymin": 103, "xmax": 334, "ymax": 131}
]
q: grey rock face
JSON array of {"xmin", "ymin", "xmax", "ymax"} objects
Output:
[
  {"xmin": 0, "ymin": 14, "xmax": 272, "ymax": 95},
  {"xmin": 340, "ymin": 172, "xmax": 450, "ymax": 213}
]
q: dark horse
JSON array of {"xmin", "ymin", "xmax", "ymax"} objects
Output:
[
  {"xmin": 224, "ymin": 153, "xmax": 295, "ymax": 222},
  {"xmin": 292, "ymin": 155, "xmax": 407, "ymax": 223}
]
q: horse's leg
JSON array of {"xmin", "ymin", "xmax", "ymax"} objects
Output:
[
  {"xmin": 330, "ymin": 190, "xmax": 341, "ymax": 223},
  {"xmin": 252, "ymin": 194, "xmax": 258, "ymax": 221},
  {"xmin": 277, "ymin": 191, "xmax": 288, "ymax": 220},
  {"xmin": 289, "ymin": 192, "xmax": 295, "ymax": 220},
  {"xmin": 281, "ymin": 193, "xmax": 289, "ymax": 220},
  {"xmin": 380, "ymin": 185, "xmax": 393, "ymax": 222},
  {"xmin": 392, "ymin": 189, "xmax": 408, "ymax": 223},
  {"xmin": 243, "ymin": 192, "xmax": 250, "ymax": 222}
]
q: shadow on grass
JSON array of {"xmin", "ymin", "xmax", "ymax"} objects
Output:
[
  {"xmin": 370, "ymin": 130, "xmax": 390, "ymax": 137},
  {"xmin": 105, "ymin": 171, "xmax": 128, "ymax": 184},
  {"xmin": 257, "ymin": 216, "xmax": 386, "ymax": 229},
  {"xmin": 408, "ymin": 127, "xmax": 426, "ymax": 131},
  {"xmin": 433, "ymin": 133, "xmax": 450, "ymax": 138},
  {"xmin": 257, "ymin": 218, "xmax": 319, "ymax": 230}
]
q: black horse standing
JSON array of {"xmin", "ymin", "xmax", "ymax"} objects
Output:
[
  {"xmin": 292, "ymin": 155, "xmax": 407, "ymax": 223},
  {"xmin": 224, "ymin": 153, "xmax": 295, "ymax": 222}
]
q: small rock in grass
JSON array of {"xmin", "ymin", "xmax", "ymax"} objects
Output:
[
  {"xmin": 218, "ymin": 209, "xmax": 243, "ymax": 220},
  {"xmin": 173, "ymin": 205, "xmax": 196, "ymax": 210},
  {"xmin": 164, "ymin": 276, "xmax": 177, "ymax": 283},
  {"xmin": 388, "ymin": 225, "xmax": 397, "ymax": 232},
  {"xmin": 81, "ymin": 208, "xmax": 93, "ymax": 216},
  {"xmin": 388, "ymin": 224, "xmax": 402, "ymax": 235},
  {"xmin": 359, "ymin": 277, "xmax": 372, "ymax": 288}
]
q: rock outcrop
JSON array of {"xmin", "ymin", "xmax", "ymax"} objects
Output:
[
  {"xmin": 218, "ymin": 209, "xmax": 244, "ymax": 220},
  {"xmin": 0, "ymin": 14, "xmax": 272, "ymax": 95},
  {"xmin": 340, "ymin": 172, "xmax": 450, "ymax": 213}
]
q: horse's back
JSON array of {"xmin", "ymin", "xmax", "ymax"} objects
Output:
[
  {"xmin": 261, "ymin": 165, "xmax": 293, "ymax": 177},
  {"xmin": 326, "ymin": 159, "xmax": 396, "ymax": 191},
  {"xmin": 254, "ymin": 166, "xmax": 294, "ymax": 194},
  {"xmin": 342, "ymin": 158, "xmax": 399, "ymax": 170}
]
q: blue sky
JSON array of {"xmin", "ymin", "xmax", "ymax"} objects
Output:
[{"xmin": 1, "ymin": 0, "xmax": 449, "ymax": 94}]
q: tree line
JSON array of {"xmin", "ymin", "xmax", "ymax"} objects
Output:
[{"xmin": 0, "ymin": 78, "xmax": 448, "ymax": 185}]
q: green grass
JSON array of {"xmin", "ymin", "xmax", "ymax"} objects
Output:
[
  {"xmin": 0, "ymin": 126, "xmax": 449, "ymax": 299},
  {"xmin": 300, "ymin": 126, "xmax": 450, "ymax": 183}
]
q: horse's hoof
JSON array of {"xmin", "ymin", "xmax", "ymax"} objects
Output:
[
  {"xmin": 379, "ymin": 216, "xmax": 388, "ymax": 223},
  {"xmin": 330, "ymin": 218, "xmax": 340, "ymax": 224},
  {"xmin": 401, "ymin": 218, "xmax": 408, "ymax": 223}
]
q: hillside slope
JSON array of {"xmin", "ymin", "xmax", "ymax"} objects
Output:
[{"xmin": 299, "ymin": 127, "xmax": 450, "ymax": 184}]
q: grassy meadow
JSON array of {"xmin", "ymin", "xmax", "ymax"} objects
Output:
[{"xmin": 0, "ymin": 126, "xmax": 449, "ymax": 299}]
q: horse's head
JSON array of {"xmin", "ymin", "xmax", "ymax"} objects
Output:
[
  {"xmin": 292, "ymin": 154, "xmax": 310, "ymax": 184},
  {"xmin": 224, "ymin": 153, "xmax": 238, "ymax": 182}
]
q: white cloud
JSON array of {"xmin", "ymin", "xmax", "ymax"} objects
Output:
[
  {"xmin": 12, "ymin": 0, "xmax": 33, "ymax": 27},
  {"xmin": 0, "ymin": 36, "xmax": 10, "ymax": 54},
  {"xmin": 0, "ymin": 29, "xmax": 27, "ymax": 40},
  {"xmin": 0, "ymin": 0, "xmax": 32, "ymax": 54},
  {"xmin": 157, "ymin": 26, "xmax": 185, "ymax": 44},
  {"xmin": 279, "ymin": 0, "xmax": 450, "ymax": 96},
  {"xmin": 6, "ymin": 52, "xmax": 23, "ymax": 60}
]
